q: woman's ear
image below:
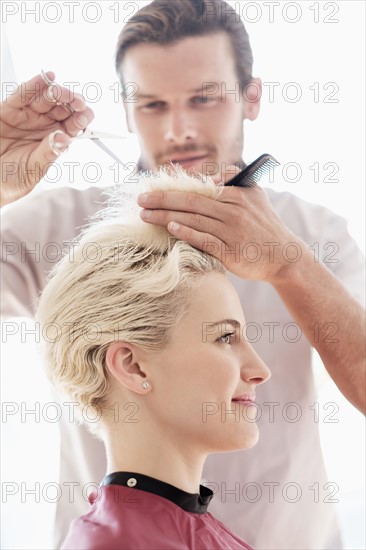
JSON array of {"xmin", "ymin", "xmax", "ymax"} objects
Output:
[
  {"xmin": 242, "ymin": 77, "xmax": 262, "ymax": 121},
  {"xmin": 106, "ymin": 341, "xmax": 150, "ymax": 395}
]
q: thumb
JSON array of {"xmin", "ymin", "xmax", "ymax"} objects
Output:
[
  {"xmin": 44, "ymin": 130, "xmax": 71, "ymax": 161},
  {"xmin": 27, "ymin": 130, "xmax": 71, "ymax": 185}
]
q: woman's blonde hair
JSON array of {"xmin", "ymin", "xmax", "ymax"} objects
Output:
[{"xmin": 35, "ymin": 167, "xmax": 225, "ymax": 435}]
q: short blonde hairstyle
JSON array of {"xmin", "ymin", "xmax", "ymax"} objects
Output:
[{"xmin": 36, "ymin": 167, "xmax": 225, "ymax": 435}]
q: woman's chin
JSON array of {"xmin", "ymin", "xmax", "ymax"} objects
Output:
[
  {"xmin": 243, "ymin": 430, "xmax": 260, "ymax": 449},
  {"xmin": 237, "ymin": 425, "xmax": 259, "ymax": 450},
  {"xmin": 212, "ymin": 424, "xmax": 260, "ymax": 453}
]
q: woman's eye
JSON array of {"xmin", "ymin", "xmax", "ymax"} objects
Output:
[{"xmin": 218, "ymin": 332, "xmax": 235, "ymax": 344}]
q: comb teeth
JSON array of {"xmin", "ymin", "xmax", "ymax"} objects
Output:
[
  {"xmin": 244, "ymin": 155, "xmax": 280, "ymax": 181},
  {"xmin": 224, "ymin": 154, "xmax": 280, "ymax": 188}
]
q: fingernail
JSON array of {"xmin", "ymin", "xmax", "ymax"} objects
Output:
[
  {"xmin": 76, "ymin": 113, "xmax": 88, "ymax": 128},
  {"xmin": 46, "ymin": 85, "xmax": 57, "ymax": 103},
  {"xmin": 41, "ymin": 69, "xmax": 54, "ymax": 86},
  {"xmin": 141, "ymin": 209, "xmax": 152, "ymax": 219},
  {"xmin": 138, "ymin": 193, "xmax": 149, "ymax": 204},
  {"xmin": 49, "ymin": 130, "xmax": 68, "ymax": 155},
  {"xmin": 169, "ymin": 222, "xmax": 180, "ymax": 231}
]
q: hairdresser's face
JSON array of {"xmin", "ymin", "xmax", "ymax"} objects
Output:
[
  {"xmin": 145, "ymin": 272, "xmax": 271, "ymax": 455},
  {"xmin": 121, "ymin": 33, "xmax": 261, "ymax": 174}
]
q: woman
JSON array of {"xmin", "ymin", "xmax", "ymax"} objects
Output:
[{"xmin": 36, "ymin": 167, "xmax": 271, "ymax": 549}]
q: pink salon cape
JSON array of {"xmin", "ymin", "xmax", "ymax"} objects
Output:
[{"xmin": 61, "ymin": 472, "xmax": 253, "ymax": 549}]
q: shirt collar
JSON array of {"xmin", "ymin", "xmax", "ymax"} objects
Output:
[{"xmin": 101, "ymin": 471, "xmax": 213, "ymax": 514}]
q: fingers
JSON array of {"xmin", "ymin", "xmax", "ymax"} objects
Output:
[
  {"xmin": 47, "ymin": 103, "xmax": 87, "ymax": 123},
  {"xmin": 47, "ymin": 130, "xmax": 71, "ymax": 158},
  {"xmin": 140, "ymin": 206, "xmax": 225, "ymax": 232},
  {"xmin": 5, "ymin": 72, "xmax": 54, "ymax": 108},
  {"xmin": 166, "ymin": 222, "xmax": 224, "ymax": 259},
  {"xmin": 25, "ymin": 130, "xmax": 71, "ymax": 185},
  {"xmin": 6, "ymin": 72, "xmax": 89, "ymax": 118},
  {"xmin": 29, "ymin": 130, "xmax": 72, "ymax": 174},
  {"xmin": 38, "ymin": 72, "xmax": 95, "ymax": 135},
  {"xmin": 30, "ymin": 82, "xmax": 86, "ymax": 115},
  {"xmin": 13, "ymin": 130, "xmax": 72, "ymax": 191},
  {"xmin": 61, "ymin": 106, "xmax": 95, "ymax": 137},
  {"xmin": 137, "ymin": 184, "xmax": 243, "ymax": 215},
  {"xmin": 138, "ymin": 190, "xmax": 214, "ymax": 216}
]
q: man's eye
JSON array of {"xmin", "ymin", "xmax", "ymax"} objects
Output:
[
  {"xmin": 141, "ymin": 101, "xmax": 165, "ymax": 110},
  {"xmin": 218, "ymin": 332, "xmax": 236, "ymax": 344},
  {"xmin": 191, "ymin": 95, "xmax": 214, "ymax": 105}
]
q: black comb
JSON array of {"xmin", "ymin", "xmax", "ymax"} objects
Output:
[{"xmin": 224, "ymin": 154, "xmax": 280, "ymax": 188}]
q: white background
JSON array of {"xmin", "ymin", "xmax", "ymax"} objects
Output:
[{"xmin": 1, "ymin": 1, "xmax": 365, "ymax": 548}]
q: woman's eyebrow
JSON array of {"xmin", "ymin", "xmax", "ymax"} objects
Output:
[{"xmin": 205, "ymin": 319, "xmax": 241, "ymax": 330}]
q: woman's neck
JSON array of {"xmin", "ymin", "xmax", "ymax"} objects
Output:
[{"xmin": 104, "ymin": 423, "xmax": 207, "ymax": 494}]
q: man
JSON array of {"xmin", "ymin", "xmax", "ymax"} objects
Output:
[{"xmin": 1, "ymin": 1, "xmax": 364, "ymax": 549}]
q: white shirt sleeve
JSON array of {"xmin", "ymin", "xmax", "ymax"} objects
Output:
[
  {"xmin": 266, "ymin": 188, "xmax": 365, "ymax": 305},
  {"xmin": 1, "ymin": 186, "xmax": 106, "ymax": 318}
]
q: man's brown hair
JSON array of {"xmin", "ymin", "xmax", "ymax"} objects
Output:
[{"xmin": 115, "ymin": 0, "xmax": 253, "ymax": 90}]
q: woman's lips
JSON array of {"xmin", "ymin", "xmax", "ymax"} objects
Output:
[
  {"xmin": 232, "ymin": 394, "xmax": 256, "ymax": 406},
  {"xmin": 234, "ymin": 402, "xmax": 256, "ymax": 407},
  {"xmin": 232, "ymin": 394, "xmax": 255, "ymax": 401}
]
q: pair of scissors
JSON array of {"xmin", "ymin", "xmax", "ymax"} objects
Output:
[
  {"xmin": 41, "ymin": 70, "xmax": 127, "ymax": 167},
  {"xmin": 76, "ymin": 128, "xmax": 127, "ymax": 167}
]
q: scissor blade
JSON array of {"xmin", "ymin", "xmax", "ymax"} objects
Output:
[
  {"xmin": 78, "ymin": 129, "xmax": 127, "ymax": 140},
  {"xmin": 91, "ymin": 138, "xmax": 126, "ymax": 167}
]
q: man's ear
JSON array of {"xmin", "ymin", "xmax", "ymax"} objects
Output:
[
  {"xmin": 106, "ymin": 341, "xmax": 149, "ymax": 395},
  {"xmin": 243, "ymin": 77, "xmax": 262, "ymax": 121}
]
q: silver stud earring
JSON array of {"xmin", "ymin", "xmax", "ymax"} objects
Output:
[{"xmin": 142, "ymin": 381, "xmax": 149, "ymax": 390}]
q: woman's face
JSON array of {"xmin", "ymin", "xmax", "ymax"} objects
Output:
[{"xmin": 141, "ymin": 272, "xmax": 271, "ymax": 455}]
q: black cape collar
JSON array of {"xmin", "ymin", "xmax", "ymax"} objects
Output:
[{"xmin": 102, "ymin": 471, "xmax": 213, "ymax": 514}]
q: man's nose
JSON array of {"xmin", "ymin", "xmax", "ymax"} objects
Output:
[
  {"xmin": 163, "ymin": 107, "xmax": 197, "ymax": 143},
  {"xmin": 240, "ymin": 346, "xmax": 271, "ymax": 386}
]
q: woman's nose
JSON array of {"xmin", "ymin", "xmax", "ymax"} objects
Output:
[{"xmin": 241, "ymin": 346, "xmax": 271, "ymax": 385}]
